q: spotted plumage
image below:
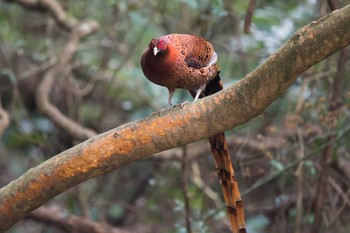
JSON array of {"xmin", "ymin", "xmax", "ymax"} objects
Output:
[
  {"xmin": 141, "ymin": 34, "xmax": 219, "ymax": 107},
  {"xmin": 141, "ymin": 34, "xmax": 246, "ymax": 233}
]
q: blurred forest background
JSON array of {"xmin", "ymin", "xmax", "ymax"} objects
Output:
[{"xmin": 0, "ymin": 0, "xmax": 350, "ymax": 233}]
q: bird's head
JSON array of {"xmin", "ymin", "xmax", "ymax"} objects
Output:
[{"xmin": 150, "ymin": 38, "xmax": 167, "ymax": 56}]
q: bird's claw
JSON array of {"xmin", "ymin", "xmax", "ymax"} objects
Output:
[
  {"xmin": 150, "ymin": 107, "xmax": 169, "ymax": 116},
  {"xmin": 174, "ymin": 101, "xmax": 190, "ymax": 108},
  {"xmin": 149, "ymin": 102, "xmax": 189, "ymax": 117}
]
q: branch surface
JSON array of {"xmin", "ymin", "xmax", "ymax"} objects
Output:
[{"xmin": 0, "ymin": 4, "xmax": 350, "ymax": 231}]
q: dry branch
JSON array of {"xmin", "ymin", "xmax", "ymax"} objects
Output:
[
  {"xmin": 6, "ymin": 0, "xmax": 99, "ymax": 140},
  {"xmin": 310, "ymin": 38, "xmax": 347, "ymax": 233},
  {"xmin": 0, "ymin": 4, "xmax": 350, "ymax": 232},
  {"xmin": 244, "ymin": 0, "xmax": 257, "ymax": 33},
  {"xmin": 26, "ymin": 205, "xmax": 131, "ymax": 233},
  {"xmin": 35, "ymin": 20, "xmax": 99, "ymax": 140},
  {"xmin": 155, "ymin": 124, "xmax": 322, "ymax": 162},
  {"xmin": 5, "ymin": 0, "xmax": 78, "ymax": 30}
]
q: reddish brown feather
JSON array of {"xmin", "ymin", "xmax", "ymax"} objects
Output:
[
  {"xmin": 141, "ymin": 34, "xmax": 219, "ymax": 96},
  {"xmin": 141, "ymin": 34, "xmax": 246, "ymax": 233}
]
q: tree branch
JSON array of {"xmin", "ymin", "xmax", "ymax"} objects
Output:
[
  {"xmin": 0, "ymin": 4, "xmax": 350, "ymax": 232},
  {"xmin": 6, "ymin": 0, "xmax": 99, "ymax": 140},
  {"xmin": 244, "ymin": 0, "xmax": 257, "ymax": 34},
  {"xmin": 26, "ymin": 205, "xmax": 131, "ymax": 233},
  {"xmin": 5, "ymin": 0, "xmax": 78, "ymax": 30},
  {"xmin": 310, "ymin": 36, "xmax": 347, "ymax": 233},
  {"xmin": 35, "ymin": 20, "xmax": 99, "ymax": 140}
]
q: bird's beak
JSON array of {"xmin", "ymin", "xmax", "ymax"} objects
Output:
[{"xmin": 153, "ymin": 47, "xmax": 160, "ymax": 56}]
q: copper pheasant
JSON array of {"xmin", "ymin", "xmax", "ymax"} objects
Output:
[{"xmin": 141, "ymin": 33, "xmax": 246, "ymax": 233}]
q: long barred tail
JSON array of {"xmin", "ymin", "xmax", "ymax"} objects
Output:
[
  {"xmin": 191, "ymin": 75, "xmax": 246, "ymax": 233},
  {"xmin": 209, "ymin": 134, "xmax": 246, "ymax": 233}
]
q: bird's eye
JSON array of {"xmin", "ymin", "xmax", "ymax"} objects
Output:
[{"xmin": 158, "ymin": 40, "xmax": 165, "ymax": 48}]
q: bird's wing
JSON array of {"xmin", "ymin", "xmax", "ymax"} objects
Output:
[{"xmin": 180, "ymin": 36, "xmax": 217, "ymax": 69}]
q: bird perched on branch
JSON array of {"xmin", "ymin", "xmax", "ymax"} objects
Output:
[{"xmin": 141, "ymin": 33, "xmax": 246, "ymax": 233}]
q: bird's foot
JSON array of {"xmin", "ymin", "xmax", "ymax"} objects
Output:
[
  {"xmin": 149, "ymin": 102, "xmax": 189, "ymax": 117},
  {"xmin": 174, "ymin": 101, "xmax": 190, "ymax": 108},
  {"xmin": 150, "ymin": 106, "xmax": 171, "ymax": 116}
]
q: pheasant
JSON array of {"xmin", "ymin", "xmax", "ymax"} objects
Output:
[{"xmin": 141, "ymin": 34, "xmax": 246, "ymax": 233}]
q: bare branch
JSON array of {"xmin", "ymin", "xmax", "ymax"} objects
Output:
[
  {"xmin": 35, "ymin": 20, "xmax": 99, "ymax": 140},
  {"xmin": 181, "ymin": 146, "xmax": 192, "ymax": 233},
  {"xmin": 5, "ymin": 0, "xmax": 78, "ymax": 30},
  {"xmin": 310, "ymin": 42, "xmax": 347, "ymax": 233},
  {"xmin": 244, "ymin": 0, "xmax": 257, "ymax": 34},
  {"xmin": 26, "ymin": 205, "xmax": 132, "ymax": 233},
  {"xmin": 7, "ymin": 0, "xmax": 99, "ymax": 140}
]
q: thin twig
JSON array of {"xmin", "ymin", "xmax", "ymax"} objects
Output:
[
  {"xmin": 26, "ymin": 205, "xmax": 131, "ymax": 233},
  {"xmin": 294, "ymin": 128, "xmax": 305, "ymax": 233},
  {"xmin": 6, "ymin": 0, "xmax": 78, "ymax": 30},
  {"xmin": 327, "ymin": 180, "xmax": 350, "ymax": 226},
  {"xmin": 310, "ymin": 47, "xmax": 346, "ymax": 233},
  {"xmin": 191, "ymin": 161, "xmax": 222, "ymax": 208},
  {"xmin": 181, "ymin": 145, "xmax": 192, "ymax": 233},
  {"xmin": 244, "ymin": 0, "xmax": 257, "ymax": 33},
  {"xmin": 242, "ymin": 125, "xmax": 350, "ymax": 196}
]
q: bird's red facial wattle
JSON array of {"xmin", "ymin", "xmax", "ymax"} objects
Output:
[{"xmin": 151, "ymin": 39, "xmax": 167, "ymax": 56}]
